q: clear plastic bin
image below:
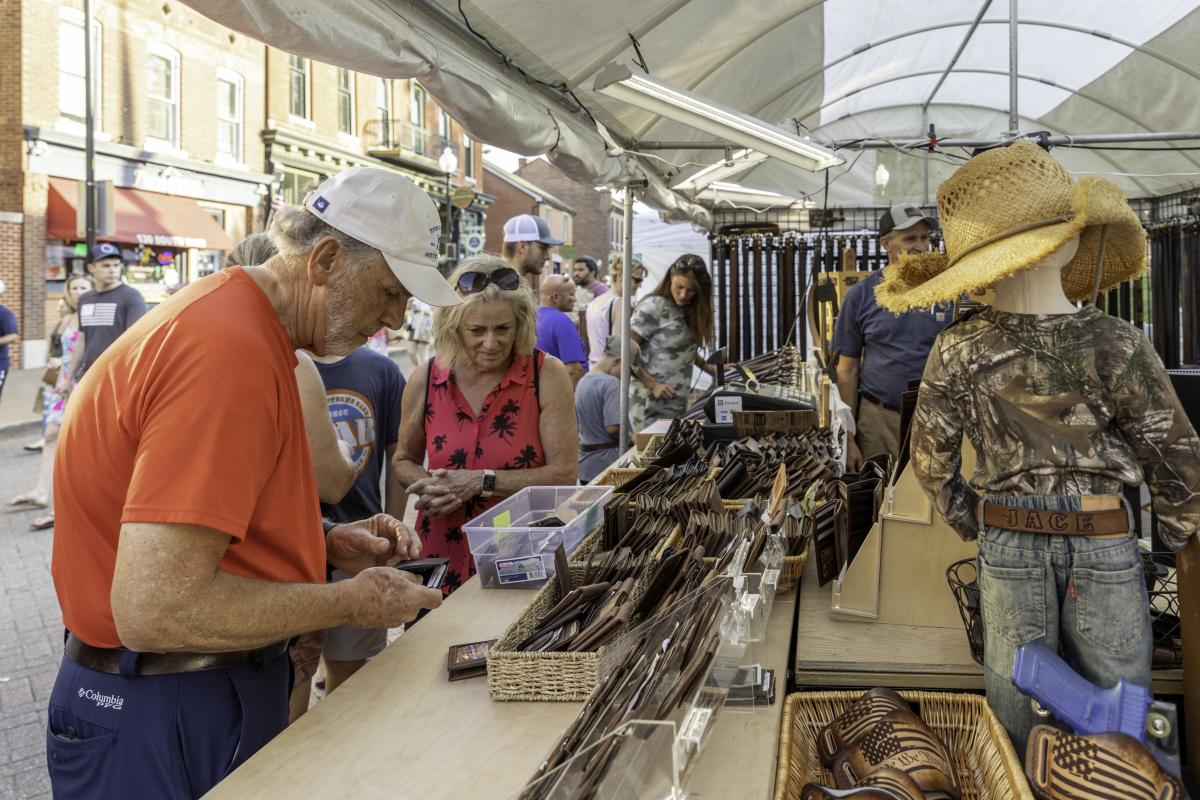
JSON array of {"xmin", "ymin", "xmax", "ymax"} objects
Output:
[{"xmin": 464, "ymin": 486, "xmax": 614, "ymax": 588}]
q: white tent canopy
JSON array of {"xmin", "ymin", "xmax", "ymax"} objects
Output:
[{"xmin": 183, "ymin": 0, "xmax": 1200, "ymax": 223}]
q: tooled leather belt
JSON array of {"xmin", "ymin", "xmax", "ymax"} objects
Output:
[
  {"xmin": 66, "ymin": 633, "xmax": 290, "ymax": 676},
  {"xmin": 981, "ymin": 502, "xmax": 1129, "ymax": 536}
]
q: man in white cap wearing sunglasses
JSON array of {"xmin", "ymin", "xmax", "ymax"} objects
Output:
[{"xmin": 47, "ymin": 167, "xmax": 457, "ymax": 799}]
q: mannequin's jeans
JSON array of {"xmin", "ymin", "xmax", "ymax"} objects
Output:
[{"xmin": 976, "ymin": 494, "xmax": 1152, "ymax": 757}]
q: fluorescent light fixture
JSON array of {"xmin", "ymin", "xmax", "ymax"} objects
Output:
[
  {"xmin": 700, "ymin": 181, "xmax": 809, "ymax": 209},
  {"xmin": 594, "ymin": 63, "xmax": 844, "ymax": 172},
  {"xmin": 672, "ymin": 148, "xmax": 769, "ymax": 192}
]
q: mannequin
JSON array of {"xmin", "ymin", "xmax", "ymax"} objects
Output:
[
  {"xmin": 875, "ymin": 143, "xmax": 1200, "ymax": 759},
  {"xmin": 989, "ymin": 236, "xmax": 1079, "ymax": 315}
]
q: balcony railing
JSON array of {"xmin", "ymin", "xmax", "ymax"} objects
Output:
[{"xmin": 362, "ymin": 118, "xmax": 459, "ymax": 166}]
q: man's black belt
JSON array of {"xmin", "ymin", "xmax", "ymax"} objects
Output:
[
  {"xmin": 580, "ymin": 441, "xmax": 619, "ymax": 453},
  {"xmin": 859, "ymin": 391, "xmax": 901, "ymax": 413},
  {"xmin": 66, "ymin": 633, "xmax": 289, "ymax": 676}
]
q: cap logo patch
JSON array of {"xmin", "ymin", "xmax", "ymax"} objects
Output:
[
  {"xmin": 904, "ymin": 206, "xmax": 921, "ymax": 217},
  {"xmin": 313, "ymin": 196, "xmax": 330, "ymax": 213}
]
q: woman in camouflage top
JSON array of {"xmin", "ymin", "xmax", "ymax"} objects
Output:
[{"xmin": 629, "ymin": 255, "xmax": 715, "ymax": 432}]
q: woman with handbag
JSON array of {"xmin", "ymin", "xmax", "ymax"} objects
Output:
[{"xmin": 8, "ymin": 275, "xmax": 92, "ymax": 529}]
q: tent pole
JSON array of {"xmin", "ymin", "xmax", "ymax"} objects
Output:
[
  {"xmin": 1008, "ymin": 0, "xmax": 1019, "ymax": 135},
  {"xmin": 618, "ymin": 187, "xmax": 634, "ymax": 457},
  {"xmin": 825, "ymin": 131, "xmax": 1200, "ymax": 149}
]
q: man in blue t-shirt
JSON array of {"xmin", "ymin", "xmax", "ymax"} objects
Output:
[
  {"xmin": 536, "ymin": 274, "xmax": 587, "ymax": 387},
  {"xmin": 833, "ymin": 203, "xmax": 952, "ymax": 469},
  {"xmin": 0, "ymin": 279, "xmax": 19, "ymax": 402},
  {"xmin": 312, "ymin": 347, "xmax": 405, "ymax": 694}
]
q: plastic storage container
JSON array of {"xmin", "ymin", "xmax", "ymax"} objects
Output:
[{"xmin": 464, "ymin": 486, "xmax": 613, "ymax": 588}]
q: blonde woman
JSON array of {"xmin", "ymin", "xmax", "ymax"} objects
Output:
[
  {"xmin": 9, "ymin": 274, "xmax": 92, "ymax": 528},
  {"xmin": 394, "ymin": 255, "xmax": 578, "ymax": 594}
]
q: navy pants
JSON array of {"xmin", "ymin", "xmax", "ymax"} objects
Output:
[{"xmin": 46, "ymin": 649, "xmax": 290, "ymax": 799}]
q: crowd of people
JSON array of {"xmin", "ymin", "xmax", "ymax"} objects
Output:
[{"xmin": 17, "ymin": 166, "xmax": 720, "ymax": 798}]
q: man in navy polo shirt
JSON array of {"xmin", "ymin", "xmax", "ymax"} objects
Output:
[{"xmin": 833, "ymin": 203, "xmax": 952, "ymax": 469}]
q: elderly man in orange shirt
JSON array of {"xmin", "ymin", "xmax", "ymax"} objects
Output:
[{"xmin": 46, "ymin": 168, "xmax": 458, "ymax": 799}]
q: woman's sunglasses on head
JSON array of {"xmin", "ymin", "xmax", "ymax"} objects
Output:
[
  {"xmin": 672, "ymin": 257, "xmax": 707, "ymax": 274},
  {"xmin": 456, "ymin": 267, "xmax": 521, "ymax": 294}
]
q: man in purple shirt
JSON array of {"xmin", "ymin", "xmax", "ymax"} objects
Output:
[{"xmin": 536, "ymin": 274, "xmax": 587, "ymax": 387}]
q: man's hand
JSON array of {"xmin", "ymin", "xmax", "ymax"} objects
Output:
[
  {"xmin": 845, "ymin": 437, "xmax": 864, "ymax": 472},
  {"xmin": 345, "ymin": 567, "xmax": 443, "ymax": 628},
  {"xmin": 326, "ymin": 513, "xmax": 421, "ymax": 574}
]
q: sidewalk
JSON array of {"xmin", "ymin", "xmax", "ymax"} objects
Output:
[{"xmin": 0, "ymin": 369, "xmax": 44, "ymax": 433}]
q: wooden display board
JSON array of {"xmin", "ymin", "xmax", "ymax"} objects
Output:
[{"xmin": 830, "ymin": 443, "xmax": 980, "ymax": 628}]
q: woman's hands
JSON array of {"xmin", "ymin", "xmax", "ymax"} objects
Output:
[
  {"xmin": 408, "ymin": 468, "xmax": 483, "ymax": 518},
  {"xmin": 649, "ymin": 380, "xmax": 679, "ymax": 401}
]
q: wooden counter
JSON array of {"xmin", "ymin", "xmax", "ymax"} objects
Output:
[{"xmin": 210, "ymin": 577, "xmax": 795, "ymax": 799}]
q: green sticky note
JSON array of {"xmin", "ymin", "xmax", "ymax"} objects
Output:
[{"xmin": 493, "ymin": 510, "xmax": 511, "ymax": 528}]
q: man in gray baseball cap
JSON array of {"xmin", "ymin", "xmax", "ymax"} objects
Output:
[
  {"xmin": 832, "ymin": 201, "xmax": 950, "ymax": 469},
  {"xmin": 501, "ymin": 213, "xmax": 563, "ymax": 281}
]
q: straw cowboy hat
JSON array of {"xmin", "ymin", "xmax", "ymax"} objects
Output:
[{"xmin": 875, "ymin": 140, "xmax": 1146, "ymax": 312}]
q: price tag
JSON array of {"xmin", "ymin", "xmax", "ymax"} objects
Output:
[
  {"xmin": 678, "ymin": 707, "xmax": 713, "ymax": 745},
  {"xmin": 762, "ymin": 569, "xmax": 781, "ymax": 591},
  {"xmin": 713, "ymin": 395, "xmax": 743, "ymax": 424},
  {"xmin": 739, "ymin": 593, "xmax": 761, "ymax": 615}
]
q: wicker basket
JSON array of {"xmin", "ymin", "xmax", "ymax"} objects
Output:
[
  {"xmin": 636, "ymin": 434, "xmax": 666, "ymax": 465},
  {"xmin": 487, "ymin": 527, "xmax": 680, "ymax": 702},
  {"xmin": 594, "ymin": 467, "xmax": 647, "ymax": 490},
  {"xmin": 773, "ymin": 691, "xmax": 1031, "ymax": 800}
]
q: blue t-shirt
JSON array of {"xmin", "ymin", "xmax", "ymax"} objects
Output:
[
  {"xmin": 575, "ymin": 370, "xmax": 626, "ymax": 482},
  {"xmin": 0, "ymin": 304, "xmax": 16, "ymax": 370},
  {"xmin": 832, "ymin": 269, "xmax": 953, "ymax": 408},
  {"xmin": 536, "ymin": 306, "xmax": 587, "ymax": 368},
  {"xmin": 313, "ymin": 348, "xmax": 404, "ymax": 524}
]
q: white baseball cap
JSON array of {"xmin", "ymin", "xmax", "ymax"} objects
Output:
[
  {"xmin": 503, "ymin": 214, "xmax": 564, "ymax": 245},
  {"xmin": 304, "ymin": 167, "xmax": 461, "ymax": 307},
  {"xmin": 0, "ymin": 278, "xmax": 5, "ymax": 294}
]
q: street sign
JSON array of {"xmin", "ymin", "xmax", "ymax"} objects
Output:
[{"xmin": 451, "ymin": 187, "xmax": 476, "ymax": 209}]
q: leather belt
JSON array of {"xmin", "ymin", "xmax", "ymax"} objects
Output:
[
  {"xmin": 581, "ymin": 441, "xmax": 619, "ymax": 453},
  {"xmin": 859, "ymin": 391, "xmax": 901, "ymax": 413},
  {"xmin": 66, "ymin": 633, "xmax": 289, "ymax": 676},
  {"xmin": 982, "ymin": 502, "xmax": 1128, "ymax": 536}
]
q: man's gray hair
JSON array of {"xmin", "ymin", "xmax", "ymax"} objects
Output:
[{"xmin": 268, "ymin": 205, "xmax": 379, "ymax": 264}]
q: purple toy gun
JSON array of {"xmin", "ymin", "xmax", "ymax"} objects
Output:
[{"xmin": 1012, "ymin": 642, "xmax": 1180, "ymax": 777}]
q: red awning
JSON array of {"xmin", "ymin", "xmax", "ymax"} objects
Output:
[{"xmin": 47, "ymin": 177, "xmax": 236, "ymax": 251}]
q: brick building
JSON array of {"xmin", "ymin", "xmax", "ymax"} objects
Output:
[
  {"xmin": 261, "ymin": 57, "xmax": 491, "ymax": 265},
  {"xmin": 3, "ymin": 0, "xmax": 489, "ymax": 368},
  {"xmin": 515, "ymin": 158, "xmax": 624, "ymax": 274},
  {"xmin": 483, "ymin": 162, "xmax": 575, "ymax": 265}
]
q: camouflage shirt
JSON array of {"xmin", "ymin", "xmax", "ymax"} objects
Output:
[
  {"xmin": 912, "ymin": 305, "xmax": 1200, "ymax": 550},
  {"xmin": 629, "ymin": 294, "xmax": 698, "ymax": 430}
]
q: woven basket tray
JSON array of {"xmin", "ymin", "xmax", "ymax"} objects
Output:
[
  {"xmin": 773, "ymin": 691, "xmax": 1031, "ymax": 800},
  {"xmin": 487, "ymin": 527, "xmax": 680, "ymax": 702},
  {"xmin": 594, "ymin": 467, "xmax": 646, "ymax": 490}
]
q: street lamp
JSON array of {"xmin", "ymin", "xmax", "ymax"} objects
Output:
[{"xmin": 438, "ymin": 146, "xmax": 459, "ymax": 262}]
